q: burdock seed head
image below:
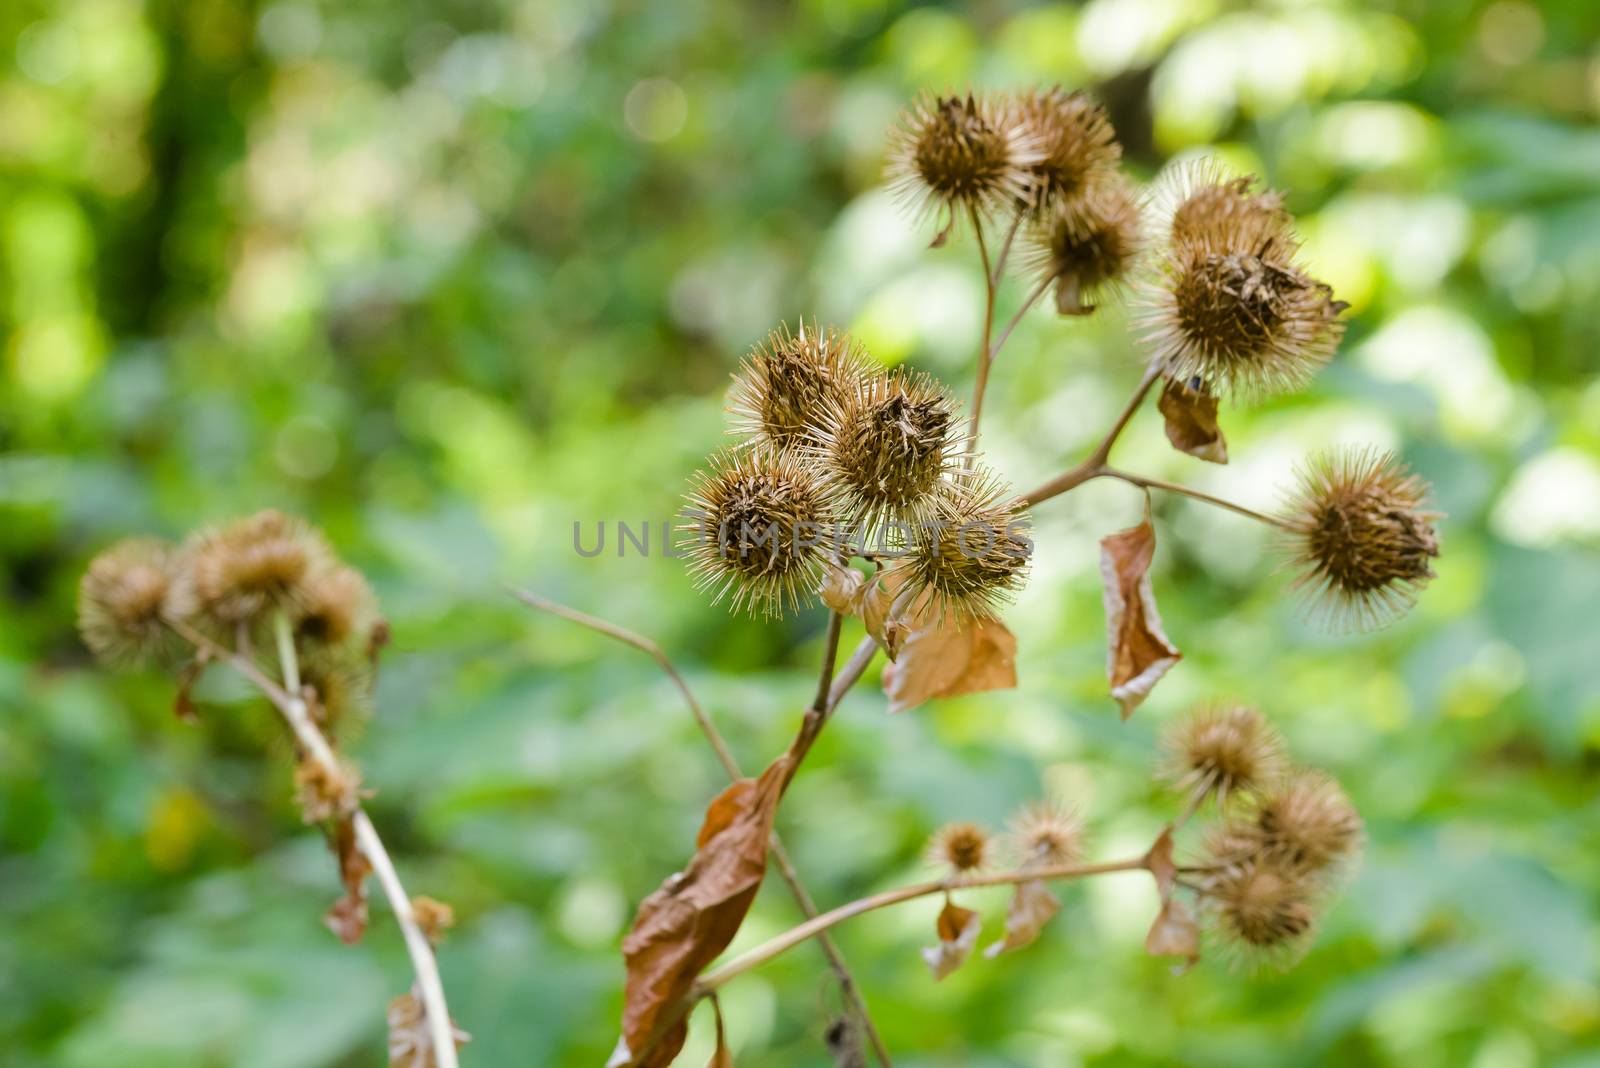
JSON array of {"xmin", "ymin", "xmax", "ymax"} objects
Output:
[
  {"xmin": 1247, "ymin": 772, "xmax": 1363, "ymax": 879},
  {"xmin": 887, "ymin": 91, "xmax": 1039, "ymax": 240},
  {"xmin": 1161, "ymin": 702, "xmax": 1286, "ymax": 807},
  {"xmin": 292, "ymin": 565, "xmax": 377, "ymax": 652},
  {"xmin": 902, "ymin": 465, "xmax": 1032, "ymax": 622},
  {"xmin": 1010, "ymin": 86, "xmax": 1120, "ymax": 220},
  {"xmin": 78, "ymin": 538, "xmax": 190, "ymax": 667},
  {"xmin": 928, "ymin": 821, "xmax": 993, "ymax": 875},
  {"xmin": 1028, "ymin": 173, "xmax": 1143, "ymax": 316},
  {"xmin": 1280, "ymin": 448, "xmax": 1441, "ymax": 630},
  {"xmin": 1138, "ymin": 167, "xmax": 1346, "ymax": 398},
  {"xmin": 181, "ymin": 510, "xmax": 332, "ymax": 628},
  {"xmin": 727, "ymin": 321, "xmax": 866, "ymax": 451},
  {"xmin": 1206, "ymin": 856, "xmax": 1319, "ymax": 966},
  {"xmin": 679, "ymin": 446, "xmax": 836, "ymax": 618},
  {"xmin": 814, "ymin": 368, "xmax": 962, "ymax": 535},
  {"xmin": 1006, "ymin": 800, "xmax": 1084, "ymax": 868}
]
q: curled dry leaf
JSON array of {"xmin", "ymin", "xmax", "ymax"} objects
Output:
[
  {"xmin": 387, "ymin": 989, "xmax": 471, "ymax": 1068},
  {"xmin": 411, "ymin": 895, "xmax": 455, "ymax": 945},
  {"xmin": 1158, "ymin": 377, "xmax": 1228, "ymax": 464},
  {"xmin": 921, "ymin": 899, "xmax": 982, "ymax": 980},
  {"xmin": 609, "ymin": 751, "xmax": 794, "ymax": 1067},
  {"xmin": 821, "ymin": 563, "xmax": 911, "ymax": 661},
  {"xmin": 325, "ymin": 816, "xmax": 371, "ymax": 945},
  {"xmin": 880, "ymin": 582, "xmax": 1017, "ymax": 713},
  {"xmin": 1099, "ymin": 514, "xmax": 1181, "ymax": 719},
  {"xmin": 984, "ymin": 879, "xmax": 1061, "ymax": 958},
  {"xmin": 1144, "ymin": 897, "xmax": 1201, "ymax": 970}
]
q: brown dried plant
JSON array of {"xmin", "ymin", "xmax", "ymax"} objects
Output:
[{"xmin": 81, "ymin": 81, "xmax": 1442, "ymax": 1068}]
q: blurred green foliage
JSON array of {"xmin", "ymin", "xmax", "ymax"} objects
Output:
[{"xmin": 3, "ymin": 0, "xmax": 1600, "ymax": 1065}]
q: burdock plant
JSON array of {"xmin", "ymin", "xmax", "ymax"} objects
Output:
[{"xmin": 80, "ymin": 82, "xmax": 1442, "ymax": 1068}]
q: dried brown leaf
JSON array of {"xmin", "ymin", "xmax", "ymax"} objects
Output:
[
  {"xmin": 1099, "ymin": 516, "xmax": 1181, "ymax": 719},
  {"xmin": 325, "ymin": 816, "xmax": 371, "ymax": 945},
  {"xmin": 983, "ymin": 878, "xmax": 1061, "ymax": 958},
  {"xmin": 411, "ymin": 896, "xmax": 455, "ymax": 945},
  {"xmin": 882, "ymin": 613, "xmax": 1017, "ymax": 714},
  {"xmin": 1144, "ymin": 896, "xmax": 1201, "ymax": 969},
  {"xmin": 610, "ymin": 752, "xmax": 794, "ymax": 1067},
  {"xmin": 1158, "ymin": 377, "xmax": 1228, "ymax": 463},
  {"xmin": 921, "ymin": 900, "xmax": 981, "ymax": 980}
]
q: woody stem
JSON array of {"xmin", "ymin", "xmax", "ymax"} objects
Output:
[
  {"xmin": 691, "ymin": 855, "xmax": 1150, "ymax": 998},
  {"xmin": 507, "ymin": 591, "xmax": 892, "ymax": 1067},
  {"xmin": 1100, "ymin": 468, "xmax": 1294, "ymax": 530},
  {"xmin": 169, "ymin": 617, "xmax": 461, "ymax": 1068},
  {"xmin": 1022, "ymin": 360, "xmax": 1161, "ymax": 506},
  {"xmin": 967, "ymin": 204, "xmax": 998, "ymax": 453}
]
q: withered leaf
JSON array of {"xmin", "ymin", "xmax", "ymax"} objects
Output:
[
  {"xmin": 387, "ymin": 989, "xmax": 471, "ymax": 1068},
  {"xmin": 1054, "ymin": 274, "xmax": 1095, "ymax": 317},
  {"xmin": 1144, "ymin": 897, "xmax": 1201, "ymax": 970},
  {"xmin": 983, "ymin": 879, "xmax": 1061, "ymax": 958},
  {"xmin": 706, "ymin": 995, "xmax": 734, "ymax": 1068},
  {"xmin": 822, "ymin": 563, "xmax": 911, "ymax": 661},
  {"xmin": 1158, "ymin": 377, "xmax": 1228, "ymax": 464},
  {"xmin": 325, "ymin": 816, "xmax": 372, "ymax": 945},
  {"xmin": 882, "ymin": 613, "xmax": 1017, "ymax": 714},
  {"xmin": 610, "ymin": 752, "xmax": 793, "ymax": 1067},
  {"xmin": 1099, "ymin": 515, "xmax": 1181, "ymax": 719},
  {"xmin": 921, "ymin": 900, "xmax": 981, "ymax": 981},
  {"xmin": 1146, "ymin": 827, "xmax": 1177, "ymax": 899}
]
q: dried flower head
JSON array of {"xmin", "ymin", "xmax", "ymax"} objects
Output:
[
  {"xmin": 293, "ymin": 565, "xmax": 377, "ymax": 650},
  {"xmin": 1139, "ymin": 169, "xmax": 1345, "ymax": 397},
  {"xmin": 1159, "ymin": 162, "xmax": 1288, "ymax": 248},
  {"xmin": 814, "ymin": 369, "xmax": 962, "ymax": 534},
  {"xmin": 294, "ymin": 756, "xmax": 362, "ymax": 823},
  {"xmin": 1029, "ymin": 173, "xmax": 1143, "ymax": 316},
  {"xmin": 301, "ymin": 656, "xmax": 376, "ymax": 740},
  {"xmin": 1207, "ymin": 858, "xmax": 1318, "ymax": 964},
  {"xmin": 727, "ymin": 322, "xmax": 867, "ymax": 451},
  {"xmin": 1010, "ymin": 87, "xmax": 1120, "ymax": 219},
  {"xmin": 1244, "ymin": 772, "xmax": 1363, "ymax": 878},
  {"xmin": 1162, "ymin": 702, "xmax": 1286, "ymax": 806},
  {"xmin": 679, "ymin": 446, "xmax": 836, "ymax": 617},
  {"xmin": 183, "ymin": 510, "xmax": 331, "ymax": 627},
  {"xmin": 888, "ymin": 92, "xmax": 1038, "ymax": 239},
  {"xmin": 928, "ymin": 821, "xmax": 992, "ymax": 875},
  {"xmin": 902, "ymin": 466, "xmax": 1031, "ymax": 621},
  {"xmin": 77, "ymin": 539, "xmax": 188, "ymax": 666},
  {"xmin": 1006, "ymin": 800, "xmax": 1084, "ymax": 868},
  {"xmin": 1281, "ymin": 448, "xmax": 1441, "ymax": 629}
]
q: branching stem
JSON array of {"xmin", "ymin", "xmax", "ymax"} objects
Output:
[
  {"xmin": 170, "ymin": 616, "xmax": 461, "ymax": 1068},
  {"xmin": 507, "ymin": 590, "xmax": 891, "ymax": 1067}
]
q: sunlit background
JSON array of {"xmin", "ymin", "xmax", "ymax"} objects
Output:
[{"xmin": 3, "ymin": 0, "xmax": 1599, "ymax": 1065}]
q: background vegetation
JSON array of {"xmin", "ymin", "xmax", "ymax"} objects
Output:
[{"xmin": 3, "ymin": 0, "xmax": 1599, "ymax": 1064}]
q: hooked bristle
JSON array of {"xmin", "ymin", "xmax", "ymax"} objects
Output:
[
  {"xmin": 1137, "ymin": 167, "xmax": 1345, "ymax": 398},
  {"xmin": 813, "ymin": 369, "xmax": 962, "ymax": 537},
  {"xmin": 901, "ymin": 465, "xmax": 1031, "ymax": 622},
  {"xmin": 727, "ymin": 322, "xmax": 867, "ymax": 451},
  {"xmin": 1243, "ymin": 772, "xmax": 1364, "ymax": 879},
  {"xmin": 1280, "ymin": 448, "xmax": 1441, "ymax": 630},
  {"xmin": 928, "ymin": 821, "xmax": 992, "ymax": 874},
  {"xmin": 1206, "ymin": 857, "xmax": 1320, "ymax": 965},
  {"xmin": 77, "ymin": 538, "xmax": 189, "ymax": 667},
  {"xmin": 182, "ymin": 510, "xmax": 332, "ymax": 628},
  {"xmin": 1028, "ymin": 173, "xmax": 1144, "ymax": 316},
  {"xmin": 1006, "ymin": 800, "xmax": 1084, "ymax": 868},
  {"xmin": 887, "ymin": 91, "xmax": 1040, "ymax": 240},
  {"xmin": 1009, "ymin": 87, "xmax": 1121, "ymax": 220},
  {"xmin": 1161, "ymin": 702, "xmax": 1286, "ymax": 807},
  {"xmin": 679, "ymin": 446, "xmax": 837, "ymax": 618}
]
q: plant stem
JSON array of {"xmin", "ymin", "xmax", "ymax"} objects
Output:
[
  {"xmin": 990, "ymin": 212, "xmax": 1023, "ymax": 288},
  {"xmin": 506, "ymin": 590, "xmax": 892, "ymax": 1068},
  {"xmin": 1021, "ymin": 360, "xmax": 1162, "ymax": 506},
  {"xmin": 172, "ymin": 617, "xmax": 461, "ymax": 1068},
  {"xmin": 966, "ymin": 204, "xmax": 998, "ymax": 454},
  {"xmin": 1100, "ymin": 468, "xmax": 1293, "ymax": 530},
  {"xmin": 692, "ymin": 855, "xmax": 1149, "ymax": 997},
  {"xmin": 987, "ymin": 274, "xmax": 1052, "ymax": 364}
]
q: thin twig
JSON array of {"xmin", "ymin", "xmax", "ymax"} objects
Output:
[
  {"xmin": 507, "ymin": 591, "xmax": 892, "ymax": 1067},
  {"xmin": 172, "ymin": 617, "xmax": 462, "ymax": 1068},
  {"xmin": 692, "ymin": 854, "xmax": 1150, "ymax": 997},
  {"xmin": 1101, "ymin": 468, "xmax": 1293, "ymax": 530},
  {"xmin": 1022, "ymin": 360, "xmax": 1162, "ymax": 506},
  {"xmin": 966, "ymin": 203, "xmax": 998, "ymax": 453},
  {"xmin": 987, "ymin": 274, "xmax": 1052, "ymax": 363}
]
